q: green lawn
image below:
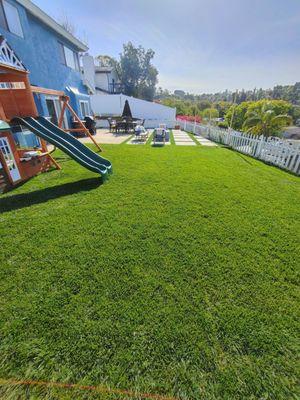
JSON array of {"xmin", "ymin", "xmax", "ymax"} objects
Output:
[{"xmin": 0, "ymin": 143, "xmax": 299, "ymax": 399}]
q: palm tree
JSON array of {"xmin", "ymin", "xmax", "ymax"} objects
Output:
[{"xmin": 243, "ymin": 102, "xmax": 292, "ymax": 137}]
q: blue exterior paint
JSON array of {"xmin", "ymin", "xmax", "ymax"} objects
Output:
[{"xmin": 0, "ymin": 0, "xmax": 90, "ymax": 122}]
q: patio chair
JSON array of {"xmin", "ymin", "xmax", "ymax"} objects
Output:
[
  {"xmin": 108, "ymin": 118, "xmax": 117, "ymax": 133},
  {"xmin": 116, "ymin": 120, "xmax": 127, "ymax": 133},
  {"xmin": 135, "ymin": 125, "xmax": 148, "ymax": 142},
  {"xmin": 153, "ymin": 128, "xmax": 166, "ymax": 144},
  {"xmin": 159, "ymin": 123, "xmax": 167, "ymax": 129}
]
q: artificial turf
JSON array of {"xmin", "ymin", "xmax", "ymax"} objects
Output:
[{"xmin": 0, "ymin": 143, "xmax": 299, "ymax": 399}]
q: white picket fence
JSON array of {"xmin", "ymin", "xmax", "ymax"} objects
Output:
[{"xmin": 178, "ymin": 120, "xmax": 300, "ymax": 175}]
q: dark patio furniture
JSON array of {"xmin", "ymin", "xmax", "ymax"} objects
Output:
[
  {"xmin": 71, "ymin": 118, "xmax": 87, "ymax": 137},
  {"xmin": 122, "ymin": 100, "xmax": 133, "ymax": 119},
  {"xmin": 84, "ymin": 116, "xmax": 96, "ymax": 135},
  {"xmin": 106, "ymin": 101, "xmax": 141, "ymax": 134},
  {"xmin": 116, "ymin": 120, "xmax": 126, "ymax": 133},
  {"xmin": 153, "ymin": 127, "xmax": 170, "ymax": 145},
  {"xmin": 135, "ymin": 125, "xmax": 148, "ymax": 142},
  {"xmin": 116, "ymin": 119, "xmax": 137, "ymax": 133},
  {"xmin": 108, "ymin": 118, "xmax": 117, "ymax": 133}
]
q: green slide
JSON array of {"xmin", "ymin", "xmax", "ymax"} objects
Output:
[{"xmin": 14, "ymin": 116, "xmax": 112, "ymax": 180}]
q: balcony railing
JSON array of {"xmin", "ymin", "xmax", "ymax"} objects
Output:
[{"xmin": 108, "ymin": 82, "xmax": 123, "ymax": 94}]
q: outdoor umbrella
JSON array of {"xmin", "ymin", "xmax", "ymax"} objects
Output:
[{"xmin": 122, "ymin": 100, "xmax": 132, "ymax": 119}]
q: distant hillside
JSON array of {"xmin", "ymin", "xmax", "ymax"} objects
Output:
[{"xmin": 156, "ymin": 82, "xmax": 300, "ymax": 105}]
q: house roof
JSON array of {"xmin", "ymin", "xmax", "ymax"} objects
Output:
[
  {"xmin": 16, "ymin": 0, "xmax": 88, "ymax": 52},
  {"xmin": 283, "ymin": 126, "xmax": 300, "ymax": 139}
]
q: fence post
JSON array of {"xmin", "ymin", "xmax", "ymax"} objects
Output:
[
  {"xmin": 208, "ymin": 124, "xmax": 211, "ymax": 139},
  {"xmin": 293, "ymin": 144, "xmax": 300, "ymax": 174},
  {"xmin": 255, "ymin": 136, "xmax": 264, "ymax": 159},
  {"xmin": 227, "ymin": 130, "xmax": 232, "ymax": 146}
]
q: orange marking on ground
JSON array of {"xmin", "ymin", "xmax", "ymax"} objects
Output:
[{"xmin": 0, "ymin": 378, "xmax": 177, "ymax": 400}]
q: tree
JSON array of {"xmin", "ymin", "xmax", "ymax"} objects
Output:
[
  {"xmin": 196, "ymin": 100, "xmax": 211, "ymax": 111},
  {"xmin": 202, "ymin": 108, "xmax": 219, "ymax": 120},
  {"xmin": 155, "ymin": 81, "xmax": 300, "ymax": 106},
  {"xmin": 156, "ymin": 87, "xmax": 170, "ymax": 98},
  {"xmin": 214, "ymin": 101, "xmax": 231, "ymax": 118},
  {"xmin": 291, "ymin": 105, "xmax": 300, "ymax": 125},
  {"xmin": 189, "ymin": 104, "xmax": 199, "ymax": 116},
  {"xmin": 96, "ymin": 55, "xmax": 117, "ymax": 68},
  {"xmin": 236, "ymin": 89, "xmax": 247, "ymax": 104},
  {"xmin": 225, "ymin": 100, "xmax": 292, "ymax": 131},
  {"xmin": 117, "ymin": 42, "xmax": 158, "ymax": 101},
  {"xmin": 160, "ymin": 98, "xmax": 187, "ymax": 115},
  {"xmin": 225, "ymin": 102, "xmax": 250, "ymax": 130},
  {"xmin": 243, "ymin": 102, "xmax": 292, "ymax": 137},
  {"xmin": 175, "ymin": 102, "xmax": 188, "ymax": 115},
  {"xmin": 248, "ymin": 99, "xmax": 292, "ymax": 116}
]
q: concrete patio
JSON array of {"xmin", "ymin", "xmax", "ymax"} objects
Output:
[
  {"xmin": 74, "ymin": 128, "xmax": 218, "ymax": 148},
  {"xmin": 79, "ymin": 129, "xmax": 131, "ymax": 144}
]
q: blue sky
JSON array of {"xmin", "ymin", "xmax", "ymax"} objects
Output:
[{"xmin": 34, "ymin": 0, "xmax": 300, "ymax": 93}]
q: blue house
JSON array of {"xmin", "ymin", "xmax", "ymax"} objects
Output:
[{"xmin": 0, "ymin": 0, "xmax": 92, "ymax": 127}]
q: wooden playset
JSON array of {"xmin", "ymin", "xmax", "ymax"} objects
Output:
[
  {"xmin": 0, "ymin": 44, "xmax": 53, "ymax": 193},
  {"xmin": 0, "ymin": 37, "xmax": 111, "ymax": 194}
]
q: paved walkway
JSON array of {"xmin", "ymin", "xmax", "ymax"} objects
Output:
[
  {"xmin": 79, "ymin": 129, "xmax": 131, "ymax": 144},
  {"xmin": 173, "ymin": 129, "xmax": 196, "ymax": 146},
  {"xmin": 194, "ymin": 135, "xmax": 218, "ymax": 147}
]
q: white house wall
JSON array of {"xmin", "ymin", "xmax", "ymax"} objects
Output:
[
  {"xmin": 91, "ymin": 94, "xmax": 176, "ymax": 128},
  {"xmin": 94, "ymin": 70, "xmax": 119, "ymax": 92},
  {"xmin": 95, "ymin": 73, "xmax": 109, "ymax": 92},
  {"xmin": 82, "ymin": 54, "xmax": 96, "ymax": 92}
]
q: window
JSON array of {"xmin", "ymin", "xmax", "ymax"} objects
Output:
[
  {"xmin": 46, "ymin": 96, "xmax": 68, "ymax": 128},
  {"xmin": 80, "ymin": 100, "xmax": 90, "ymax": 117},
  {"xmin": 0, "ymin": 136, "xmax": 21, "ymax": 182},
  {"xmin": 74, "ymin": 53, "xmax": 80, "ymax": 71},
  {"xmin": 64, "ymin": 46, "xmax": 75, "ymax": 69},
  {"xmin": 2, "ymin": 0, "xmax": 23, "ymax": 37},
  {"xmin": 58, "ymin": 42, "xmax": 65, "ymax": 64},
  {"xmin": 58, "ymin": 42, "xmax": 80, "ymax": 71},
  {"xmin": 0, "ymin": 1, "xmax": 8, "ymax": 30}
]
